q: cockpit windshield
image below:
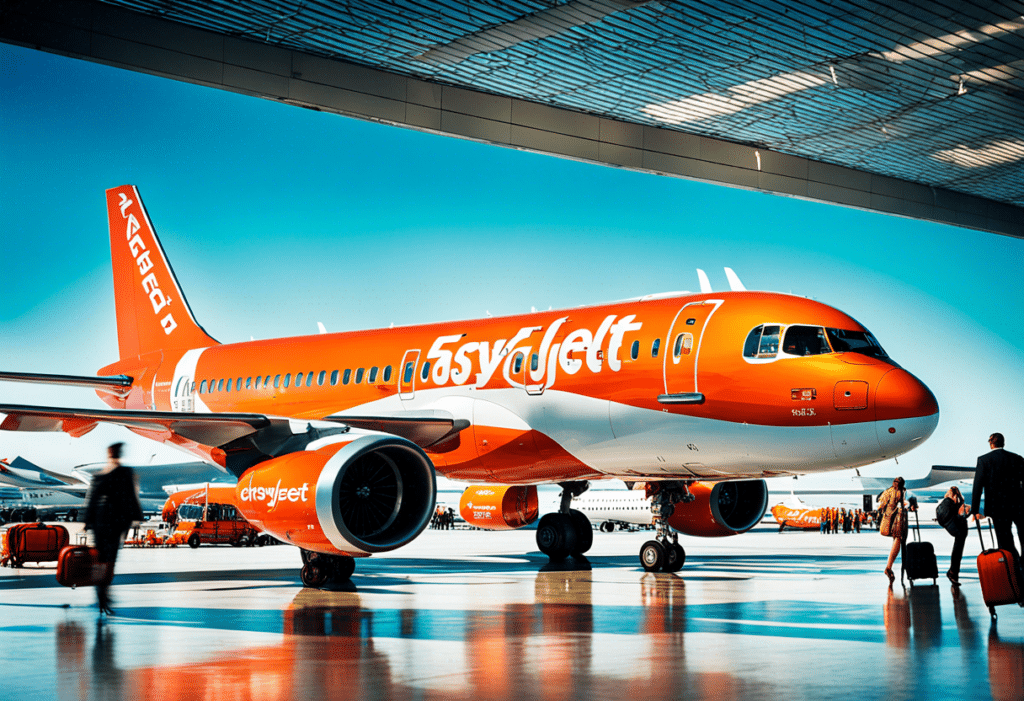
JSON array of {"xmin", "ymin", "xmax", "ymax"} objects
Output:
[
  {"xmin": 783, "ymin": 325, "xmax": 831, "ymax": 356},
  {"xmin": 825, "ymin": 328, "xmax": 888, "ymax": 359}
]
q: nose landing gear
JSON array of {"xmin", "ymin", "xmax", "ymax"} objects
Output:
[{"xmin": 640, "ymin": 482, "xmax": 692, "ymax": 572}]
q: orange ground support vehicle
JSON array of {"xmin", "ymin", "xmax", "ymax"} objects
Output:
[{"xmin": 167, "ymin": 490, "xmax": 260, "ymax": 548}]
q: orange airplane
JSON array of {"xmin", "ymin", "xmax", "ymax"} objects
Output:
[
  {"xmin": 770, "ymin": 495, "xmax": 823, "ymax": 530},
  {"xmin": 0, "ymin": 186, "xmax": 938, "ymax": 583}
]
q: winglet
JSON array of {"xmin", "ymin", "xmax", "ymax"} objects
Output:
[
  {"xmin": 724, "ymin": 267, "xmax": 747, "ymax": 291},
  {"xmin": 106, "ymin": 186, "xmax": 217, "ymax": 359},
  {"xmin": 696, "ymin": 269, "xmax": 712, "ymax": 293}
]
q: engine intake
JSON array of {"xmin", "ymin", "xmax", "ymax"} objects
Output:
[
  {"xmin": 237, "ymin": 435, "xmax": 436, "ymax": 555},
  {"xmin": 668, "ymin": 479, "xmax": 768, "ymax": 537}
]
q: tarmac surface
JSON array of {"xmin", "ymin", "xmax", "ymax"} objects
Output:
[{"xmin": 1, "ymin": 522, "xmax": 1022, "ymax": 701}]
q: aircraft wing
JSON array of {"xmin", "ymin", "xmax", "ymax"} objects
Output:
[{"xmin": 322, "ymin": 409, "xmax": 470, "ymax": 449}]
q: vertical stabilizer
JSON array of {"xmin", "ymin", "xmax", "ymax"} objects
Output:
[{"xmin": 106, "ymin": 185, "xmax": 218, "ymax": 359}]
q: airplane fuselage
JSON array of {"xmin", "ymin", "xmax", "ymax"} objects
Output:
[{"xmin": 100, "ymin": 291, "xmax": 938, "ymax": 485}]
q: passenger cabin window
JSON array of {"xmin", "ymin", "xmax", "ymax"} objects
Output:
[
  {"xmin": 651, "ymin": 339, "xmax": 661, "ymax": 358},
  {"xmin": 217, "ymin": 379, "xmax": 224, "ymax": 392},
  {"xmin": 530, "ymin": 354, "xmax": 539, "ymax": 372},
  {"xmin": 355, "ymin": 368, "xmax": 364, "ymax": 384},
  {"xmin": 235, "ymin": 378, "xmax": 242, "ymax": 391},
  {"xmin": 199, "ymin": 380, "xmax": 207, "ymax": 394},
  {"xmin": 783, "ymin": 326, "xmax": 831, "ymax": 356},
  {"xmin": 283, "ymin": 373, "xmax": 291, "ymax": 388},
  {"xmin": 403, "ymin": 363, "xmax": 414, "ymax": 383},
  {"xmin": 513, "ymin": 354, "xmax": 523, "ymax": 374},
  {"xmin": 224, "ymin": 379, "xmax": 230, "ymax": 393},
  {"xmin": 318, "ymin": 371, "xmax": 326, "ymax": 386},
  {"xmin": 274, "ymin": 375, "xmax": 281, "ymax": 389},
  {"xmin": 330, "ymin": 370, "xmax": 339, "ymax": 386},
  {"xmin": 305, "ymin": 372, "xmax": 314, "ymax": 387},
  {"xmin": 421, "ymin": 362, "xmax": 431, "ymax": 382},
  {"xmin": 630, "ymin": 340, "xmax": 639, "ymax": 360},
  {"xmin": 174, "ymin": 378, "xmax": 183, "ymax": 396},
  {"xmin": 245, "ymin": 377, "xmax": 252, "ymax": 390},
  {"xmin": 383, "ymin": 365, "xmax": 393, "ymax": 382},
  {"xmin": 369, "ymin": 367, "xmax": 378, "ymax": 383},
  {"xmin": 343, "ymin": 369, "xmax": 351, "ymax": 385}
]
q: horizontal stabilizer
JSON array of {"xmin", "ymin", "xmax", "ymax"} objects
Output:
[{"xmin": 0, "ymin": 371, "xmax": 132, "ymax": 398}]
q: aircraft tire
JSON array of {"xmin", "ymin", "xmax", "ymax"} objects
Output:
[
  {"xmin": 664, "ymin": 543, "xmax": 685, "ymax": 572},
  {"xmin": 536, "ymin": 513, "xmax": 577, "ymax": 560},
  {"xmin": 300, "ymin": 562, "xmax": 329, "ymax": 588},
  {"xmin": 331, "ymin": 556, "xmax": 356, "ymax": 582},
  {"xmin": 569, "ymin": 509, "xmax": 593, "ymax": 555},
  {"xmin": 640, "ymin": 540, "xmax": 665, "ymax": 572},
  {"xmin": 187, "ymin": 533, "xmax": 202, "ymax": 549}
]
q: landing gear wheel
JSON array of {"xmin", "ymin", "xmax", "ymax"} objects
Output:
[
  {"xmin": 664, "ymin": 543, "xmax": 685, "ymax": 573},
  {"xmin": 640, "ymin": 540, "xmax": 666, "ymax": 571},
  {"xmin": 231, "ymin": 537, "xmax": 242, "ymax": 547},
  {"xmin": 187, "ymin": 533, "xmax": 201, "ymax": 549},
  {"xmin": 331, "ymin": 556, "xmax": 356, "ymax": 582},
  {"xmin": 568, "ymin": 509, "xmax": 593, "ymax": 555},
  {"xmin": 300, "ymin": 549, "xmax": 315, "ymax": 565},
  {"xmin": 301, "ymin": 562, "xmax": 330, "ymax": 588},
  {"xmin": 537, "ymin": 513, "xmax": 578, "ymax": 560}
]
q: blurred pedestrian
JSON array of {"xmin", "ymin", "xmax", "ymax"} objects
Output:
[{"xmin": 84, "ymin": 443, "xmax": 143, "ymax": 615}]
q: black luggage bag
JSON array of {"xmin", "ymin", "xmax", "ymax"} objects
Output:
[{"xmin": 902, "ymin": 510, "xmax": 938, "ymax": 585}]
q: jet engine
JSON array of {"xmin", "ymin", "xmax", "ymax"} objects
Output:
[
  {"xmin": 459, "ymin": 485, "xmax": 539, "ymax": 530},
  {"xmin": 235, "ymin": 434, "xmax": 436, "ymax": 556},
  {"xmin": 667, "ymin": 479, "xmax": 768, "ymax": 537}
]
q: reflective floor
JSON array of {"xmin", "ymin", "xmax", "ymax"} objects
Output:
[{"xmin": 2, "ymin": 525, "xmax": 1022, "ymax": 700}]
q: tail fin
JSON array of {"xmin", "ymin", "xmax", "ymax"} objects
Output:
[{"xmin": 106, "ymin": 185, "xmax": 218, "ymax": 359}]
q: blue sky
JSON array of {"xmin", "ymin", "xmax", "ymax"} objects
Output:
[{"xmin": 1, "ymin": 42, "xmax": 1022, "ymax": 477}]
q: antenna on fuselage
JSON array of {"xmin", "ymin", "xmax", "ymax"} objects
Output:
[
  {"xmin": 697, "ymin": 269, "xmax": 712, "ymax": 293},
  {"xmin": 317, "ymin": 322, "xmax": 327, "ymax": 334},
  {"xmin": 724, "ymin": 267, "xmax": 747, "ymax": 291}
]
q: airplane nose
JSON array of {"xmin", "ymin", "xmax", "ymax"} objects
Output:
[
  {"xmin": 875, "ymin": 368, "xmax": 938, "ymax": 421},
  {"xmin": 875, "ymin": 368, "xmax": 939, "ymax": 458}
]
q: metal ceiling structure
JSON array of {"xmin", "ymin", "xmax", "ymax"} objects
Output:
[{"xmin": 3, "ymin": 0, "xmax": 1023, "ymax": 238}]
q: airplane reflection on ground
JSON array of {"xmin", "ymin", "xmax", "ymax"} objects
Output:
[
  {"xmin": 4, "ymin": 530, "xmax": 1020, "ymax": 700},
  {"xmin": 47, "ymin": 568, "xmax": 1024, "ymax": 701}
]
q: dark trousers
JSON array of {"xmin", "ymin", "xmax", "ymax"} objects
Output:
[
  {"xmin": 93, "ymin": 527, "xmax": 125, "ymax": 608},
  {"xmin": 991, "ymin": 517, "xmax": 1023, "ymax": 564},
  {"xmin": 943, "ymin": 516, "xmax": 968, "ymax": 578}
]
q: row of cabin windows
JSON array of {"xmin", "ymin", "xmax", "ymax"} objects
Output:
[
  {"xmin": 178, "ymin": 365, "xmax": 395, "ymax": 396},
  {"xmin": 175, "ymin": 333, "xmax": 696, "ymax": 398}
]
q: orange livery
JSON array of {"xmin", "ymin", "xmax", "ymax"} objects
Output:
[{"xmin": 0, "ymin": 186, "xmax": 939, "ymax": 583}]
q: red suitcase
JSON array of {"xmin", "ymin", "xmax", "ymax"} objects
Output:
[
  {"xmin": 1, "ymin": 523, "xmax": 69, "ymax": 567},
  {"xmin": 975, "ymin": 519, "xmax": 1023, "ymax": 619},
  {"xmin": 55, "ymin": 545, "xmax": 114, "ymax": 589}
]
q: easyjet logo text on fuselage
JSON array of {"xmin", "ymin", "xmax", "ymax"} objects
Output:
[
  {"xmin": 117, "ymin": 192, "xmax": 177, "ymax": 335},
  {"xmin": 426, "ymin": 314, "xmax": 643, "ymax": 389}
]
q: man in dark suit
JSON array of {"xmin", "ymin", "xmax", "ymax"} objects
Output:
[{"xmin": 971, "ymin": 433, "xmax": 1024, "ymax": 560}]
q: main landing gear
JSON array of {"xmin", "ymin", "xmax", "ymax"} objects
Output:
[
  {"xmin": 640, "ymin": 481, "xmax": 693, "ymax": 573},
  {"xmin": 536, "ymin": 481, "xmax": 593, "ymax": 560},
  {"xmin": 299, "ymin": 549, "xmax": 356, "ymax": 588}
]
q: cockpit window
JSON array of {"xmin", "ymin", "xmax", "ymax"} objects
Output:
[
  {"xmin": 826, "ymin": 328, "xmax": 888, "ymax": 359},
  {"xmin": 743, "ymin": 324, "xmax": 783, "ymax": 358},
  {"xmin": 783, "ymin": 325, "xmax": 831, "ymax": 356}
]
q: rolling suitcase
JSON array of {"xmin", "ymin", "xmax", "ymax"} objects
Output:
[
  {"xmin": 1, "ymin": 522, "xmax": 69, "ymax": 567},
  {"xmin": 902, "ymin": 510, "xmax": 938, "ymax": 585},
  {"xmin": 55, "ymin": 545, "xmax": 114, "ymax": 589},
  {"xmin": 975, "ymin": 519, "xmax": 1023, "ymax": 620}
]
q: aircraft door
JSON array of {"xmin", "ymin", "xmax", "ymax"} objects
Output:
[
  {"xmin": 399, "ymin": 350, "xmax": 420, "ymax": 400},
  {"xmin": 663, "ymin": 301, "xmax": 722, "ymax": 395}
]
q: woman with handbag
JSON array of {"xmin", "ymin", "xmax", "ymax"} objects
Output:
[{"xmin": 878, "ymin": 477, "xmax": 908, "ymax": 585}]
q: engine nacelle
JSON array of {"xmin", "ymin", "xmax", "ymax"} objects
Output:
[
  {"xmin": 459, "ymin": 485, "xmax": 538, "ymax": 530},
  {"xmin": 667, "ymin": 479, "xmax": 768, "ymax": 537},
  {"xmin": 236, "ymin": 435, "xmax": 436, "ymax": 556}
]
